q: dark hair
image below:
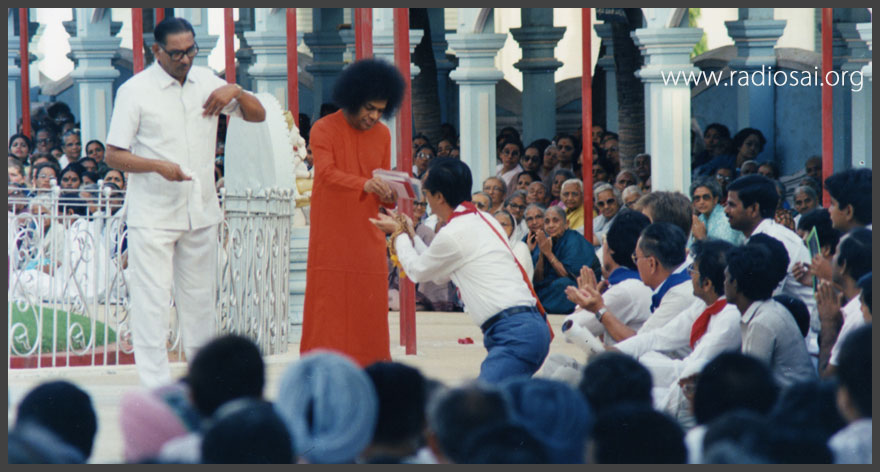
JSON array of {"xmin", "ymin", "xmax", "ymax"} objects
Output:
[
  {"xmin": 498, "ymin": 126, "xmax": 520, "ymax": 142},
  {"xmin": 84, "ymin": 139, "xmax": 104, "ymax": 152},
  {"xmin": 637, "ymin": 191, "xmax": 693, "ymax": 237},
  {"xmin": 857, "ymin": 272, "xmax": 871, "ymax": 315},
  {"xmin": 605, "ymin": 209, "xmax": 651, "ymax": 270},
  {"xmin": 824, "ymin": 168, "xmax": 872, "ymax": 226},
  {"xmin": 705, "ymin": 123, "xmax": 731, "ymax": 139},
  {"xmin": 497, "ymin": 135, "xmax": 524, "ymax": 156},
  {"xmin": 516, "ymin": 170, "xmax": 541, "ymax": 185},
  {"xmin": 693, "ymin": 352, "xmax": 778, "ymax": 425},
  {"xmin": 702, "ymin": 409, "xmax": 768, "ymax": 462},
  {"xmin": 554, "ymin": 133, "xmax": 581, "ymax": 157},
  {"xmin": 416, "ymin": 143, "xmax": 436, "ymax": 157},
  {"xmin": 528, "ymin": 138, "xmax": 551, "ymax": 157},
  {"xmin": 460, "ymin": 423, "xmax": 548, "ymax": 464},
  {"xmin": 796, "ymin": 208, "xmax": 841, "ymax": 255},
  {"xmin": 726, "ymin": 244, "xmax": 777, "ymax": 301},
  {"xmin": 332, "ymin": 59, "xmax": 405, "ymax": 119},
  {"xmin": 319, "ymin": 102, "xmax": 340, "ymax": 118},
  {"xmin": 16, "ymin": 380, "xmax": 98, "ymax": 459},
  {"xmin": 769, "ymin": 380, "xmax": 847, "ymax": 443},
  {"xmin": 61, "ymin": 162, "xmax": 85, "ymax": 179},
  {"xmin": 187, "ymin": 334, "xmax": 265, "ymax": 417},
  {"xmin": 835, "ymin": 324, "xmax": 871, "ymax": 417},
  {"xmin": 727, "ymin": 175, "xmax": 779, "ymax": 219},
  {"xmin": 33, "ymin": 161, "xmax": 61, "ymax": 181},
  {"xmin": 691, "ymin": 239, "xmax": 734, "ymax": 297},
  {"xmin": 638, "ymin": 222, "xmax": 687, "ymax": 270},
  {"xmin": 745, "ymin": 234, "xmax": 789, "ymax": 289},
  {"xmin": 427, "ymin": 384, "xmax": 510, "ymax": 464},
  {"xmin": 9, "ymin": 133, "xmax": 33, "ymax": 153},
  {"xmin": 773, "ymin": 295, "xmax": 810, "ymax": 338},
  {"xmin": 103, "ymin": 168, "xmax": 126, "ymax": 185},
  {"xmin": 201, "ymin": 399, "xmax": 293, "ymax": 464},
  {"xmin": 77, "ymin": 156, "xmax": 98, "ymax": 168},
  {"xmin": 758, "ymin": 161, "xmax": 780, "ymax": 180},
  {"xmin": 732, "ymin": 128, "xmax": 767, "ymax": 154},
  {"xmin": 365, "ymin": 362, "xmax": 427, "ymax": 447},
  {"xmin": 591, "ymin": 155, "xmax": 616, "ymax": 181},
  {"xmin": 154, "ymin": 17, "xmax": 196, "ymax": 45},
  {"xmin": 591, "ymin": 404, "xmax": 686, "ymax": 464},
  {"xmin": 578, "ymin": 352, "xmax": 653, "ymax": 414},
  {"xmin": 836, "ymin": 227, "xmax": 872, "ymax": 282},
  {"xmin": 424, "ymin": 157, "xmax": 473, "ymax": 209}
]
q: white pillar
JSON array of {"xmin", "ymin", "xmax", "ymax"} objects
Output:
[
  {"xmin": 245, "ymin": 8, "xmax": 295, "ymax": 108},
  {"xmin": 373, "ymin": 8, "xmax": 423, "ymax": 169},
  {"xmin": 69, "ymin": 8, "xmax": 122, "ymax": 144},
  {"xmin": 631, "ymin": 27, "xmax": 703, "ymax": 194},
  {"xmin": 448, "ymin": 8, "xmax": 507, "ymax": 193}
]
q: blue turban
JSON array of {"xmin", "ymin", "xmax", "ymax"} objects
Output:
[
  {"xmin": 500, "ymin": 376, "xmax": 594, "ymax": 464},
  {"xmin": 274, "ymin": 351, "xmax": 378, "ymax": 464}
]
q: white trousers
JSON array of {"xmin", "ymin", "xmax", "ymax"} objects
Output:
[{"xmin": 128, "ymin": 224, "xmax": 218, "ymax": 388}]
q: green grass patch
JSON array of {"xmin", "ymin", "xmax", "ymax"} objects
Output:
[{"xmin": 8, "ymin": 303, "xmax": 118, "ymax": 354}]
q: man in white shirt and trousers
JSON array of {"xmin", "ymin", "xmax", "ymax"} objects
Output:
[
  {"xmin": 105, "ymin": 17, "xmax": 266, "ymax": 388},
  {"xmin": 371, "ymin": 157, "xmax": 552, "ymax": 383}
]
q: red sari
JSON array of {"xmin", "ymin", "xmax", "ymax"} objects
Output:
[{"xmin": 300, "ymin": 111, "xmax": 393, "ymax": 366}]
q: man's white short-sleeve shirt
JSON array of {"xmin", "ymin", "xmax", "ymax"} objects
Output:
[{"xmin": 106, "ymin": 63, "xmax": 241, "ymax": 230}]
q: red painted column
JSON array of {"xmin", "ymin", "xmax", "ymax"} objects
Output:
[
  {"xmin": 154, "ymin": 8, "xmax": 165, "ymax": 23},
  {"xmin": 19, "ymin": 8, "xmax": 31, "ymax": 138},
  {"xmin": 394, "ymin": 8, "xmax": 416, "ymax": 355},
  {"xmin": 355, "ymin": 8, "xmax": 373, "ymax": 60},
  {"xmin": 132, "ymin": 9, "xmax": 144, "ymax": 73},
  {"xmin": 581, "ymin": 8, "xmax": 594, "ymax": 244},
  {"xmin": 287, "ymin": 8, "xmax": 299, "ymax": 126},
  {"xmin": 821, "ymin": 8, "xmax": 834, "ymax": 208},
  {"xmin": 224, "ymin": 8, "xmax": 235, "ymax": 83}
]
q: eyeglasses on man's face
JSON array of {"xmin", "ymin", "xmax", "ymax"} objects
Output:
[
  {"xmin": 159, "ymin": 42, "xmax": 199, "ymax": 61},
  {"xmin": 413, "ymin": 201, "xmax": 428, "ymax": 208},
  {"xmin": 416, "ymin": 152, "xmax": 434, "ymax": 160},
  {"xmin": 596, "ymin": 198, "xmax": 616, "ymax": 209}
]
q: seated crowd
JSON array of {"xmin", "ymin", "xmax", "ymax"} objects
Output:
[{"xmin": 8, "ymin": 112, "xmax": 872, "ymax": 464}]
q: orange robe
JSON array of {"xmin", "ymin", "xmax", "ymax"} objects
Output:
[{"xmin": 300, "ymin": 110, "xmax": 393, "ymax": 366}]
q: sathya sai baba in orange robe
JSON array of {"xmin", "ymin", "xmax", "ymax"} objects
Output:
[{"xmin": 300, "ymin": 110, "xmax": 393, "ymax": 366}]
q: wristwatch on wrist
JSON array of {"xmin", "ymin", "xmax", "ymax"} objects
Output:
[
  {"xmin": 595, "ymin": 306, "xmax": 608, "ymax": 322},
  {"xmin": 233, "ymin": 83, "xmax": 244, "ymax": 99}
]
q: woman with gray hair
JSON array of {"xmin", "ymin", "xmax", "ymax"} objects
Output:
[
  {"xmin": 689, "ymin": 177, "xmax": 745, "ymax": 246},
  {"xmin": 792, "ymin": 184, "xmax": 819, "ymax": 228}
]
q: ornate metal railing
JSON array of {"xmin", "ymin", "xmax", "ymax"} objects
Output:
[{"xmin": 7, "ymin": 184, "xmax": 292, "ymax": 369}]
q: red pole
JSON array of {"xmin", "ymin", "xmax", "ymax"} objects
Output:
[
  {"xmin": 821, "ymin": 8, "xmax": 834, "ymax": 208},
  {"xmin": 287, "ymin": 9, "xmax": 299, "ymax": 127},
  {"xmin": 18, "ymin": 8, "xmax": 31, "ymax": 138},
  {"xmin": 154, "ymin": 8, "xmax": 165, "ymax": 23},
  {"xmin": 581, "ymin": 8, "xmax": 594, "ymax": 244},
  {"xmin": 132, "ymin": 9, "xmax": 144, "ymax": 73},
  {"xmin": 224, "ymin": 9, "xmax": 235, "ymax": 83},
  {"xmin": 355, "ymin": 8, "xmax": 373, "ymax": 60},
  {"xmin": 394, "ymin": 8, "xmax": 416, "ymax": 355}
]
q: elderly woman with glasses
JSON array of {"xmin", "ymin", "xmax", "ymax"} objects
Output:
[
  {"xmin": 532, "ymin": 206, "xmax": 600, "ymax": 314},
  {"xmin": 482, "ymin": 176, "xmax": 507, "ymax": 214},
  {"xmin": 689, "ymin": 177, "xmax": 745, "ymax": 246},
  {"xmin": 504, "ymin": 190, "xmax": 529, "ymax": 242},
  {"xmin": 592, "ymin": 183, "xmax": 622, "ymax": 246}
]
